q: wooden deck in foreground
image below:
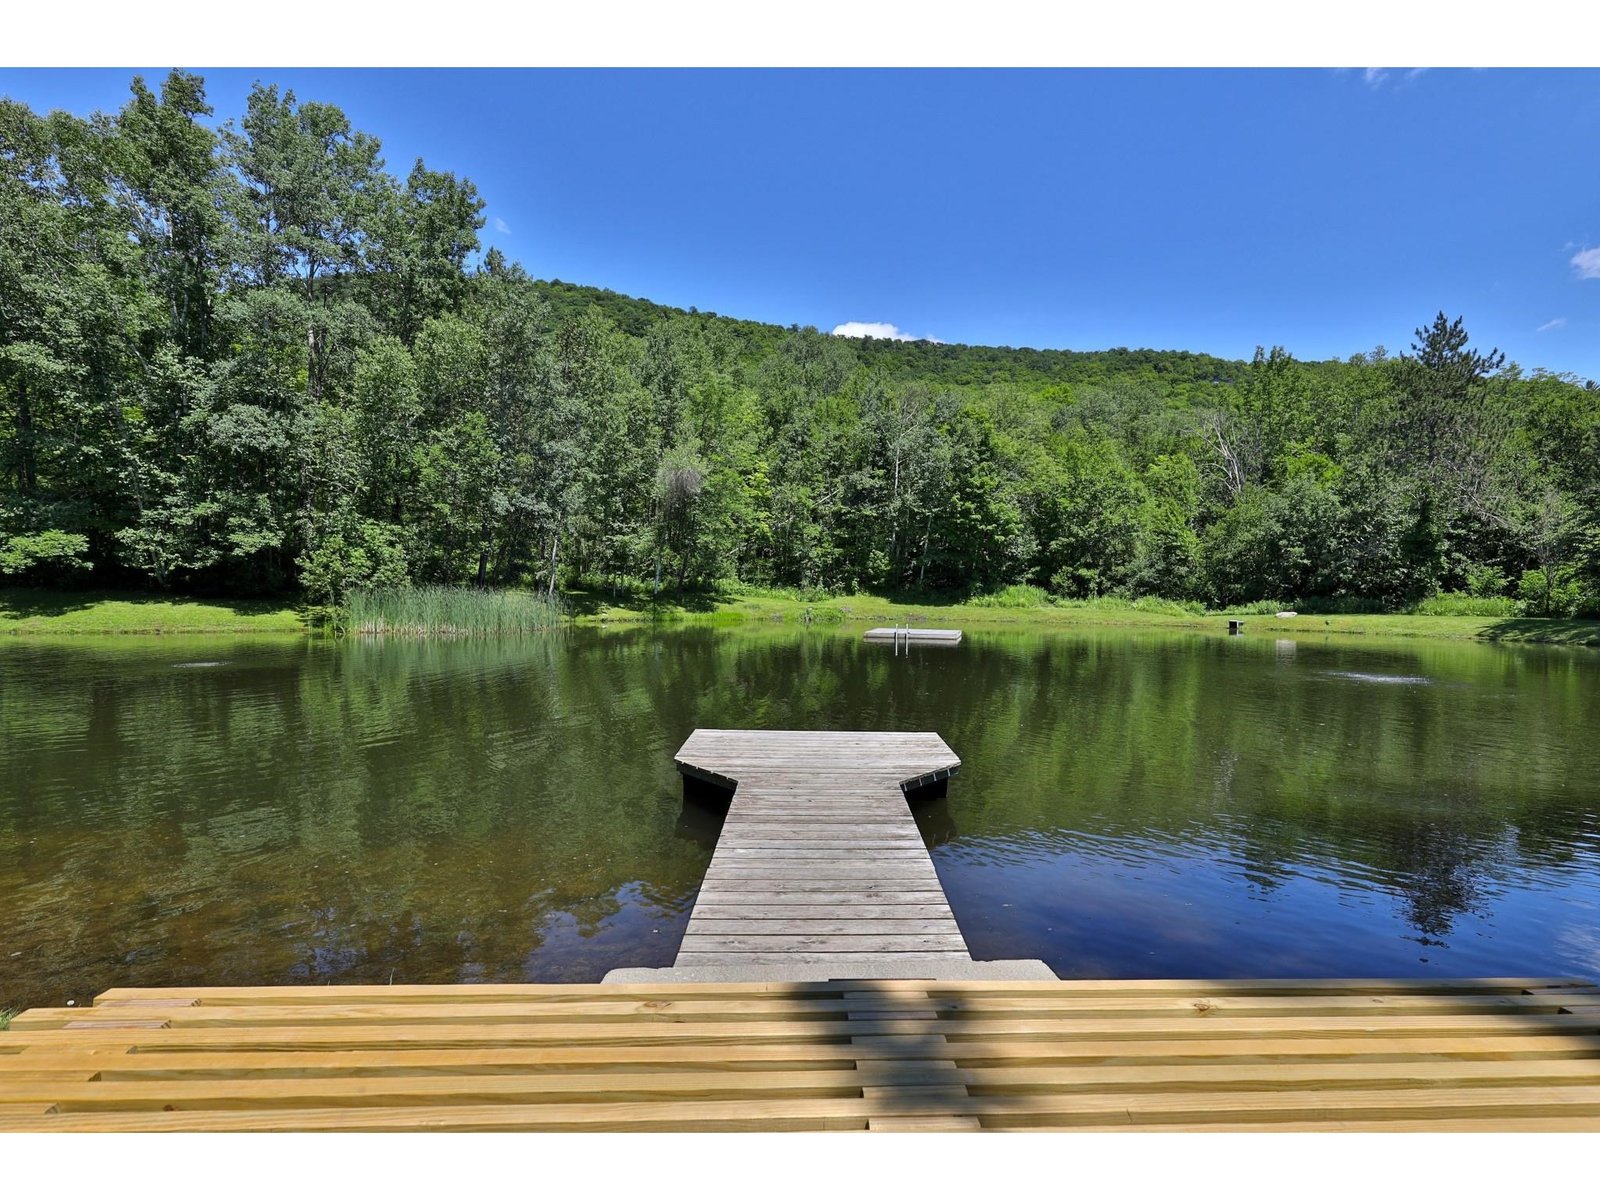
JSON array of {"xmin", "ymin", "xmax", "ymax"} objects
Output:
[{"xmin": 4, "ymin": 978, "xmax": 1600, "ymax": 1131}]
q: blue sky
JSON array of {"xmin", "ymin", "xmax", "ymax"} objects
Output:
[{"xmin": 6, "ymin": 67, "xmax": 1600, "ymax": 378}]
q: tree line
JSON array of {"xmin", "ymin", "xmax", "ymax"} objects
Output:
[{"xmin": 4, "ymin": 71, "xmax": 1600, "ymax": 615}]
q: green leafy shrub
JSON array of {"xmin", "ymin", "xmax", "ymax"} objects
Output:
[
  {"xmin": 1464, "ymin": 563, "xmax": 1510, "ymax": 598},
  {"xmin": 0, "ymin": 530, "xmax": 92, "ymax": 578},
  {"xmin": 1516, "ymin": 568, "xmax": 1585, "ymax": 618},
  {"xmin": 969, "ymin": 584, "xmax": 1052, "ymax": 608},
  {"xmin": 1412, "ymin": 592, "xmax": 1519, "ymax": 617},
  {"xmin": 297, "ymin": 520, "xmax": 409, "ymax": 605}
]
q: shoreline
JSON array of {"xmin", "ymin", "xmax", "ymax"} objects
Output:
[
  {"xmin": 4, "ymin": 586, "xmax": 1599, "ymax": 647},
  {"xmin": 582, "ymin": 592, "xmax": 1600, "ymax": 647}
]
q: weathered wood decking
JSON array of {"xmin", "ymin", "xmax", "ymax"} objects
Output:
[
  {"xmin": 676, "ymin": 729, "xmax": 964, "ymax": 970},
  {"xmin": 613, "ymin": 729, "xmax": 1050, "ymax": 981},
  {"xmin": 4, "ymin": 978, "xmax": 1599, "ymax": 1131}
]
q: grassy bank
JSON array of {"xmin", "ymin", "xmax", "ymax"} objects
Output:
[
  {"xmin": 1, "ymin": 588, "xmax": 307, "ymax": 635},
  {"xmin": 4, "ymin": 584, "xmax": 1598, "ymax": 647},
  {"xmin": 571, "ymin": 585, "xmax": 1600, "ymax": 647}
]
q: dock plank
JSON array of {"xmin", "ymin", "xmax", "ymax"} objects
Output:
[{"xmin": 666, "ymin": 729, "xmax": 973, "ymax": 975}]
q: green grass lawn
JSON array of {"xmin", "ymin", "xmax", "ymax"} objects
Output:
[
  {"xmin": 0, "ymin": 588, "xmax": 307, "ymax": 635},
  {"xmin": 4, "ymin": 584, "xmax": 1598, "ymax": 646},
  {"xmin": 574, "ymin": 586, "xmax": 1600, "ymax": 646}
]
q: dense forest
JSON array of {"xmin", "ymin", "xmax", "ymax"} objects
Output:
[{"xmin": 5, "ymin": 71, "xmax": 1600, "ymax": 615}]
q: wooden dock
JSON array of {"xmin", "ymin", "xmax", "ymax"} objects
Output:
[
  {"xmin": 4, "ymin": 978, "xmax": 1599, "ymax": 1131},
  {"xmin": 616, "ymin": 728, "xmax": 1050, "ymax": 982}
]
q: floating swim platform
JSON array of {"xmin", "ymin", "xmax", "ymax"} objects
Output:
[{"xmin": 863, "ymin": 628, "xmax": 962, "ymax": 645}]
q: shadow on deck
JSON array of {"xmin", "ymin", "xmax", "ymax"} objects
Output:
[{"xmin": 2, "ymin": 977, "xmax": 1598, "ymax": 1131}]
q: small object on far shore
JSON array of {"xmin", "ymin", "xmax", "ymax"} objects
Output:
[
  {"xmin": 1276, "ymin": 610, "xmax": 1298, "ymax": 618},
  {"xmin": 1227, "ymin": 619, "xmax": 1245, "ymax": 636}
]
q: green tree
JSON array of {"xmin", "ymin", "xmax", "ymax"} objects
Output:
[
  {"xmin": 366, "ymin": 160, "xmax": 484, "ymax": 344},
  {"xmin": 112, "ymin": 70, "xmax": 237, "ymax": 360},
  {"xmin": 922, "ymin": 405, "xmax": 1024, "ymax": 590},
  {"xmin": 1133, "ymin": 454, "xmax": 1202, "ymax": 598},
  {"xmin": 0, "ymin": 99, "xmax": 153, "ymax": 582}
]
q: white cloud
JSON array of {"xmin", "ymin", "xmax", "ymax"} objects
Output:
[
  {"xmin": 1571, "ymin": 247, "xmax": 1600, "ymax": 279},
  {"xmin": 832, "ymin": 321, "xmax": 910, "ymax": 340},
  {"xmin": 831, "ymin": 321, "xmax": 942, "ymax": 344},
  {"xmin": 1537, "ymin": 317, "xmax": 1567, "ymax": 333},
  {"xmin": 1360, "ymin": 67, "xmax": 1428, "ymax": 89},
  {"xmin": 492, "ymin": 216, "xmax": 511, "ymax": 235}
]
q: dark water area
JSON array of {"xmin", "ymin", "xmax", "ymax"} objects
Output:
[{"xmin": 2, "ymin": 627, "xmax": 1598, "ymax": 1009}]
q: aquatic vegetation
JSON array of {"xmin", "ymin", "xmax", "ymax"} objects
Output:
[{"xmin": 345, "ymin": 585, "xmax": 565, "ymax": 637}]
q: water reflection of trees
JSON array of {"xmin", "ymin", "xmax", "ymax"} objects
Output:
[
  {"xmin": 1, "ymin": 634, "xmax": 719, "ymax": 1006},
  {"xmin": 944, "ymin": 633, "xmax": 1596, "ymax": 952},
  {"xmin": 2, "ymin": 628, "xmax": 1598, "ymax": 1006},
  {"xmin": 1382, "ymin": 822, "xmax": 1496, "ymax": 943}
]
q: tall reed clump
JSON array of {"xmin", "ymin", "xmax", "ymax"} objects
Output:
[
  {"xmin": 345, "ymin": 586, "xmax": 565, "ymax": 637},
  {"xmin": 968, "ymin": 583, "xmax": 1053, "ymax": 608}
]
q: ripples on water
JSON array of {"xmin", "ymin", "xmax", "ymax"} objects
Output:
[
  {"xmin": 2, "ymin": 628, "xmax": 1599, "ymax": 1007},
  {"xmin": 1320, "ymin": 670, "xmax": 1433, "ymax": 685}
]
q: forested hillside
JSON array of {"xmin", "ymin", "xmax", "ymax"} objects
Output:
[{"xmin": 5, "ymin": 71, "xmax": 1600, "ymax": 614}]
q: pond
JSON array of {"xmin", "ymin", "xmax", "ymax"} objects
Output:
[{"xmin": 2, "ymin": 626, "xmax": 1598, "ymax": 1009}]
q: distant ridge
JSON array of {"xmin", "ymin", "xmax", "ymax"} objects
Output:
[{"xmin": 526, "ymin": 277, "xmax": 1259, "ymax": 392}]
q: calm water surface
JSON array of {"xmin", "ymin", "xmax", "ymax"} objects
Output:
[{"xmin": 3, "ymin": 627, "xmax": 1599, "ymax": 1008}]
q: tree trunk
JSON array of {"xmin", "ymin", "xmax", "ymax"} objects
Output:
[
  {"xmin": 547, "ymin": 530, "xmax": 560, "ymax": 600},
  {"xmin": 15, "ymin": 378, "xmax": 35, "ymax": 495},
  {"xmin": 306, "ymin": 324, "xmax": 321, "ymax": 402},
  {"xmin": 917, "ymin": 510, "xmax": 934, "ymax": 586},
  {"xmin": 677, "ymin": 512, "xmax": 699, "ymax": 594},
  {"xmin": 890, "ymin": 437, "xmax": 902, "ymax": 568}
]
